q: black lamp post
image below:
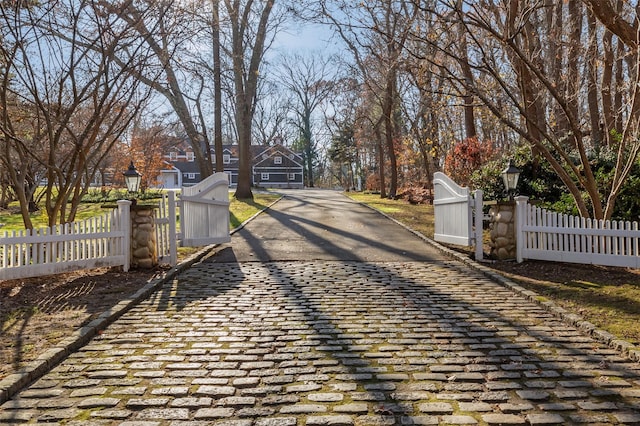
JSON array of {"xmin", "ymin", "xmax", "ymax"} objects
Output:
[
  {"xmin": 123, "ymin": 161, "xmax": 142, "ymax": 194},
  {"xmin": 501, "ymin": 159, "xmax": 521, "ymax": 200}
]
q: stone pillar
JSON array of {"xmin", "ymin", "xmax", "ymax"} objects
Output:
[
  {"xmin": 130, "ymin": 205, "xmax": 157, "ymax": 269},
  {"xmin": 489, "ymin": 201, "xmax": 516, "ymax": 260}
]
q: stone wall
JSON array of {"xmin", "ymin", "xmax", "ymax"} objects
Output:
[
  {"xmin": 489, "ymin": 201, "xmax": 516, "ymax": 260},
  {"xmin": 130, "ymin": 206, "xmax": 157, "ymax": 269}
]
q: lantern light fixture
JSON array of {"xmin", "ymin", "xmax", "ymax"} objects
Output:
[
  {"xmin": 501, "ymin": 159, "xmax": 521, "ymax": 199},
  {"xmin": 123, "ymin": 161, "xmax": 142, "ymax": 194}
]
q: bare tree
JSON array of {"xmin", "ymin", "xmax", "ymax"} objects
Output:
[
  {"xmin": 317, "ymin": 0, "xmax": 419, "ymax": 198},
  {"xmin": 278, "ymin": 53, "xmax": 337, "ymax": 187},
  {"xmin": 412, "ymin": 0, "xmax": 640, "ymax": 219},
  {"xmin": 212, "ymin": 0, "xmax": 224, "ymax": 172},
  {"xmin": 223, "ymin": 0, "xmax": 281, "ymax": 199},
  {"xmin": 0, "ymin": 0, "xmax": 151, "ymax": 227},
  {"xmin": 99, "ymin": 0, "xmax": 217, "ymax": 179},
  {"xmin": 252, "ymin": 82, "xmax": 292, "ymax": 146}
]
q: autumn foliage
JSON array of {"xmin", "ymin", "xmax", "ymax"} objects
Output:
[
  {"xmin": 109, "ymin": 126, "xmax": 171, "ymax": 192},
  {"xmin": 444, "ymin": 138, "xmax": 496, "ymax": 187}
]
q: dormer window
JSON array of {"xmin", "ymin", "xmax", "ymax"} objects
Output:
[
  {"xmin": 186, "ymin": 152, "xmax": 194, "ymax": 162},
  {"xmin": 223, "ymin": 154, "xmax": 231, "ymax": 164},
  {"xmin": 274, "ymin": 156, "xmax": 282, "ymax": 164},
  {"xmin": 170, "ymin": 151, "xmax": 177, "ymax": 161}
]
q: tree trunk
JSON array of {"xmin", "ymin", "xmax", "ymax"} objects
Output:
[
  {"xmin": 212, "ymin": 0, "xmax": 224, "ymax": 173},
  {"xmin": 303, "ymin": 107, "xmax": 314, "ymax": 187},
  {"xmin": 459, "ymin": 42, "xmax": 477, "ymax": 139},
  {"xmin": 508, "ymin": 1, "xmax": 544, "ymax": 162},
  {"xmin": 383, "ymin": 72, "xmax": 398, "ymax": 199},
  {"xmin": 586, "ymin": 11, "xmax": 603, "ymax": 151},
  {"xmin": 547, "ymin": 1, "xmax": 569, "ymax": 139},
  {"xmin": 613, "ymin": 41, "xmax": 625, "ymax": 133},
  {"xmin": 456, "ymin": 0, "xmax": 477, "ymax": 140},
  {"xmin": 566, "ymin": 0, "xmax": 582, "ymax": 133},
  {"xmin": 235, "ymin": 102, "xmax": 254, "ymax": 199},
  {"xmin": 225, "ymin": 0, "xmax": 275, "ymax": 200},
  {"xmin": 375, "ymin": 122, "xmax": 386, "ymax": 199},
  {"xmin": 581, "ymin": 0, "xmax": 638, "ymax": 49},
  {"xmin": 601, "ymin": 26, "xmax": 615, "ymax": 144}
]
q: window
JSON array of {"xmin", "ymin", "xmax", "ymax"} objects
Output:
[
  {"xmin": 223, "ymin": 154, "xmax": 231, "ymax": 164},
  {"xmin": 186, "ymin": 173, "xmax": 195, "ymax": 179},
  {"xmin": 261, "ymin": 173, "xmax": 269, "ymax": 181},
  {"xmin": 274, "ymin": 156, "xmax": 282, "ymax": 164},
  {"xmin": 289, "ymin": 173, "xmax": 296, "ymax": 180},
  {"xmin": 170, "ymin": 151, "xmax": 177, "ymax": 161},
  {"xmin": 186, "ymin": 152, "xmax": 194, "ymax": 162}
]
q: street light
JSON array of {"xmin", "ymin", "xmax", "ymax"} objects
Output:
[
  {"xmin": 501, "ymin": 159, "xmax": 521, "ymax": 199},
  {"xmin": 123, "ymin": 161, "xmax": 142, "ymax": 194}
]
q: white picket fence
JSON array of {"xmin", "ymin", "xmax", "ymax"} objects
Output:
[
  {"xmin": 1, "ymin": 175, "xmax": 231, "ymax": 281},
  {"xmin": 433, "ymin": 173, "xmax": 640, "ymax": 268},
  {"xmin": 516, "ymin": 197, "xmax": 640, "ymax": 268},
  {"xmin": 0, "ymin": 200, "xmax": 131, "ymax": 280}
]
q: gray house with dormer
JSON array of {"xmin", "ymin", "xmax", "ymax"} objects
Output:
[{"xmin": 159, "ymin": 143, "xmax": 304, "ymax": 189}]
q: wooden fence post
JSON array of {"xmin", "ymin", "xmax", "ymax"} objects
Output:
[
  {"xmin": 474, "ymin": 189, "xmax": 484, "ymax": 261},
  {"xmin": 168, "ymin": 191, "xmax": 178, "ymax": 266},
  {"xmin": 117, "ymin": 200, "xmax": 132, "ymax": 272},
  {"xmin": 515, "ymin": 196, "xmax": 529, "ymax": 263}
]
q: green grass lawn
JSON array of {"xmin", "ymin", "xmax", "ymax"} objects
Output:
[
  {"xmin": 347, "ymin": 192, "xmax": 435, "ymax": 239},
  {"xmin": 230, "ymin": 192, "xmax": 281, "ymax": 229},
  {"xmin": 0, "ymin": 204, "xmax": 109, "ymax": 232},
  {"xmin": 346, "ymin": 191, "xmax": 640, "ymax": 346}
]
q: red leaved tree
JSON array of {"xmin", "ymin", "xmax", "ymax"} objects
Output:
[{"xmin": 444, "ymin": 138, "xmax": 496, "ymax": 187}]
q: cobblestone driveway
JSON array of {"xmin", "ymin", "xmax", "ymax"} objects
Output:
[
  {"xmin": 2, "ymin": 260, "xmax": 640, "ymax": 425},
  {"xmin": 1, "ymin": 191, "xmax": 640, "ymax": 425}
]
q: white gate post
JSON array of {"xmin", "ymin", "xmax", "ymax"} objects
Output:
[
  {"xmin": 168, "ymin": 191, "xmax": 178, "ymax": 266},
  {"xmin": 474, "ymin": 189, "xmax": 484, "ymax": 261},
  {"xmin": 515, "ymin": 196, "xmax": 529, "ymax": 263},
  {"xmin": 178, "ymin": 191, "xmax": 185, "ymax": 243},
  {"xmin": 117, "ymin": 200, "xmax": 132, "ymax": 272}
]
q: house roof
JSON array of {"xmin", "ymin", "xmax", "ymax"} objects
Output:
[
  {"xmin": 166, "ymin": 143, "xmax": 302, "ymax": 173},
  {"xmin": 172, "ymin": 161, "xmax": 201, "ymax": 173},
  {"xmin": 253, "ymin": 150, "xmax": 303, "ymax": 169},
  {"xmin": 217, "ymin": 143, "xmax": 302, "ymax": 160}
]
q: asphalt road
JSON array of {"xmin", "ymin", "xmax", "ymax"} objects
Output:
[{"xmin": 209, "ymin": 189, "xmax": 446, "ymax": 263}]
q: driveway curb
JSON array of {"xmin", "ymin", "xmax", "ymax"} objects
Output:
[
  {"xmin": 351, "ymin": 194, "xmax": 640, "ymax": 364},
  {"xmin": 0, "ymin": 195, "xmax": 284, "ymax": 406}
]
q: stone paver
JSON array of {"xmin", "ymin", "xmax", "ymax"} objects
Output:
[
  {"xmin": 1, "ymin": 190, "xmax": 640, "ymax": 424},
  {"xmin": 1, "ymin": 260, "xmax": 639, "ymax": 424}
]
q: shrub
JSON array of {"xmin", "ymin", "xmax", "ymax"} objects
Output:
[
  {"xmin": 81, "ymin": 188, "xmax": 164, "ymax": 204},
  {"xmin": 444, "ymin": 138, "xmax": 496, "ymax": 187},
  {"xmin": 470, "ymin": 146, "xmax": 640, "ymax": 221}
]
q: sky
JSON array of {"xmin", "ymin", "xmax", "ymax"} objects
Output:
[{"xmin": 272, "ymin": 22, "xmax": 340, "ymax": 55}]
